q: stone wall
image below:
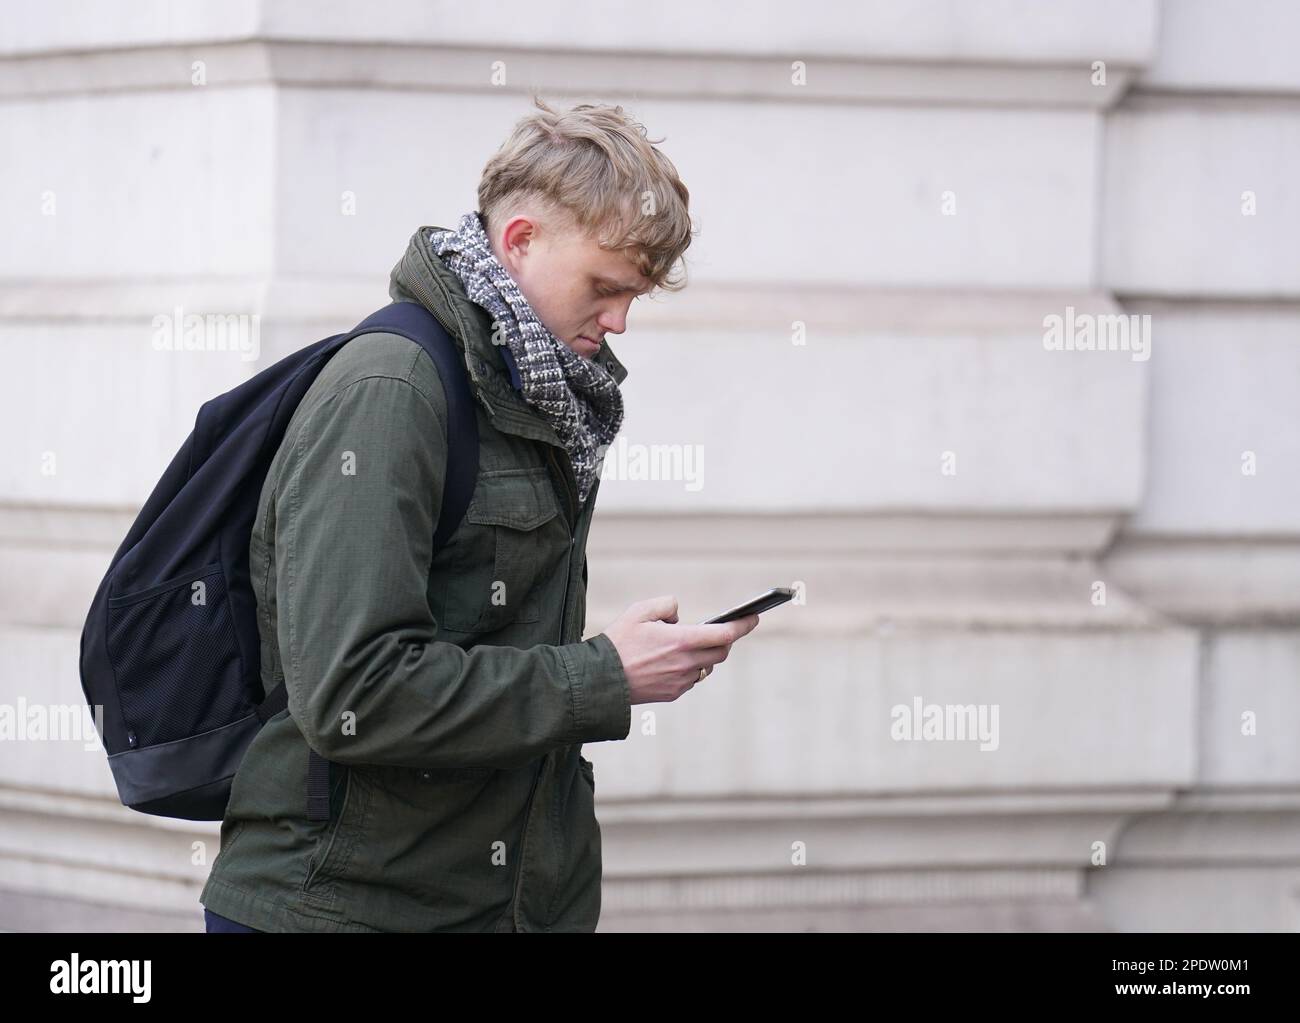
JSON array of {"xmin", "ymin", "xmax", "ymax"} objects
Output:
[{"xmin": 0, "ymin": 0, "xmax": 1296, "ymax": 931}]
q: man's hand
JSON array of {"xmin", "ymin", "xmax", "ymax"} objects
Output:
[{"xmin": 601, "ymin": 595, "xmax": 760, "ymax": 704}]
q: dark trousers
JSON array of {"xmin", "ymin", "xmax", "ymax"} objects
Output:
[{"xmin": 204, "ymin": 906, "xmax": 262, "ymax": 932}]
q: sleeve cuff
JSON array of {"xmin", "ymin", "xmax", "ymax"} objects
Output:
[{"xmin": 561, "ymin": 632, "xmax": 632, "ymax": 743}]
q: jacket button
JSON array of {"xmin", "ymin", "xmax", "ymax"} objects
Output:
[{"xmin": 419, "ymin": 770, "xmax": 431, "ymax": 780}]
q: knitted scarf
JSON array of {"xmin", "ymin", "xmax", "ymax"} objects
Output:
[{"xmin": 426, "ymin": 211, "xmax": 625, "ymax": 505}]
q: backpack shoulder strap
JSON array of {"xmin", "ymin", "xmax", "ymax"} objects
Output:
[{"xmin": 346, "ymin": 301, "xmax": 480, "ymax": 552}]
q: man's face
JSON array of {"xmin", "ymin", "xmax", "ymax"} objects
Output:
[{"xmin": 487, "ymin": 212, "xmax": 654, "ymax": 359}]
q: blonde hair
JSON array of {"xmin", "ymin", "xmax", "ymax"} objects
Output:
[{"xmin": 478, "ymin": 95, "xmax": 695, "ymax": 293}]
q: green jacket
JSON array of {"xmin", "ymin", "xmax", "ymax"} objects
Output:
[{"xmin": 199, "ymin": 227, "xmax": 632, "ymax": 932}]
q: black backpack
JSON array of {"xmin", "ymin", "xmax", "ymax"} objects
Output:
[{"xmin": 78, "ymin": 302, "xmax": 479, "ymax": 822}]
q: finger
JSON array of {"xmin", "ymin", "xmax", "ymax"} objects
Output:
[
  {"xmin": 682, "ymin": 663, "xmax": 712, "ymax": 688},
  {"xmin": 676, "ymin": 617, "xmax": 758, "ymax": 649},
  {"xmin": 691, "ymin": 645, "xmax": 729, "ymax": 668},
  {"xmin": 635, "ymin": 594, "xmax": 680, "ymax": 623}
]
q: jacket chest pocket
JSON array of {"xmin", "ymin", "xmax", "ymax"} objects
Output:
[{"xmin": 438, "ymin": 466, "xmax": 566, "ymax": 634}]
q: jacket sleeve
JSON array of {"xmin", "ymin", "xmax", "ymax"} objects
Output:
[{"xmin": 274, "ymin": 367, "xmax": 630, "ymax": 770}]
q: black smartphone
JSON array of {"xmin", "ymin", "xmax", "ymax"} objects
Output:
[{"xmin": 700, "ymin": 587, "xmax": 795, "ymax": 625}]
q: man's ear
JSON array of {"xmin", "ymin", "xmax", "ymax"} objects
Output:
[{"xmin": 499, "ymin": 215, "xmax": 537, "ymax": 263}]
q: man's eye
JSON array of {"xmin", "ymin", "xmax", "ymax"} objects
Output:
[{"xmin": 596, "ymin": 285, "xmax": 644, "ymax": 300}]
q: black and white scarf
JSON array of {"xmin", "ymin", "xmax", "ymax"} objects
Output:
[{"xmin": 427, "ymin": 211, "xmax": 625, "ymax": 505}]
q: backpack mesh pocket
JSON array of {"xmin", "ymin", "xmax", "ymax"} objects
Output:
[{"xmin": 106, "ymin": 564, "xmax": 246, "ymax": 748}]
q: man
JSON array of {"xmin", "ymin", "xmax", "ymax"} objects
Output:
[{"xmin": 199, "ymin": 97, "xmax": 760, "ymax": 932}]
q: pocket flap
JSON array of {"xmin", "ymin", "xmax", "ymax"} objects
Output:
[{"xmin": 465, "ymin": 468, "xmax": 560, "ymax": 531}]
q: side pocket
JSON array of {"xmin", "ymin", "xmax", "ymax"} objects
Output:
[
  {"xmin": 301, "ymin": 768, "xmax": 355, "ymax": 898},
  {"xmin": 367, "ymin": 764, "xmax": 496, "ymax": 811},
  {"xmin": 106, "ymin": 563, "xmax": 245, "ymax": 747}
]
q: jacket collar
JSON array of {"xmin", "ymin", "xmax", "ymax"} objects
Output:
[{"xmin": 388, "ymin": 226, "xmax": 629, "ymax": 422}]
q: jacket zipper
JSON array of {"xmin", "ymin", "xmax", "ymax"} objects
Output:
[
  {"xmin": 510, "ymin": 447, "xmax": 579, "ymax": 929},
  {"xmin": 405, "ymin": 260, "xmax": 583, "ymax": 930},
  {"xmin": 547, "ymin": 445, "xmax": 579, "ymax": 645}
]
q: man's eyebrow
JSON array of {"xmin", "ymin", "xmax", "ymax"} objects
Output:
[{"xmin": 595, "ymin": 274, "xmax": 652, "ymax": 294}]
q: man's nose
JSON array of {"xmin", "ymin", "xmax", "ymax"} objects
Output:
[{"xmin": 597, "ymin": 299, "xmax": 632, "ymax": 336}]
